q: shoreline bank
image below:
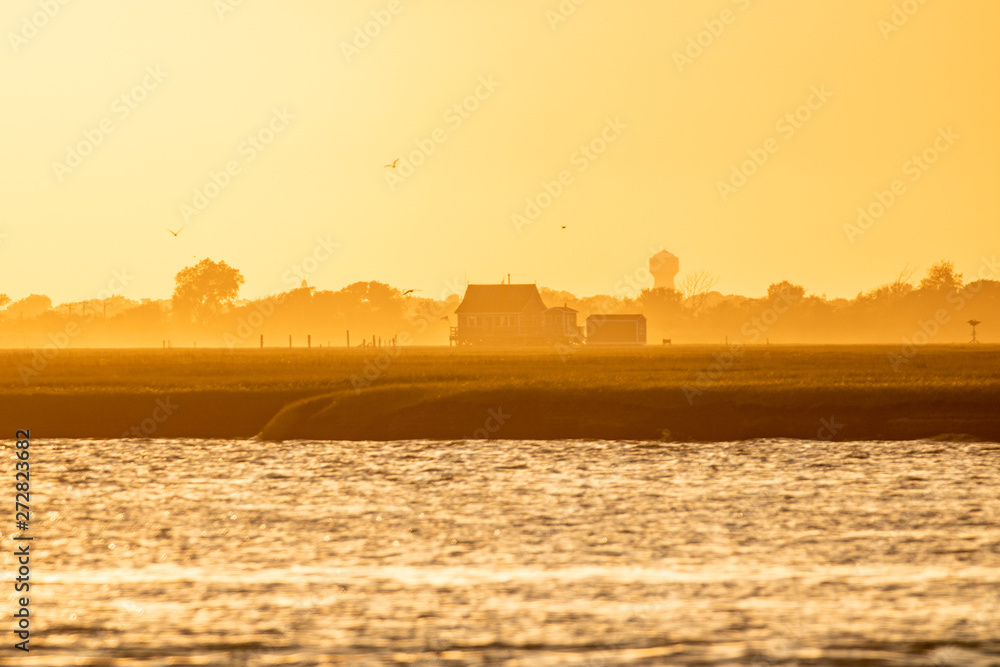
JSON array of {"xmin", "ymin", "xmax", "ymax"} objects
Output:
[
  {"xmin": 257, "ymin": 385, "xmax": 1000, "ymax": 442},
  {"xmin": 4, "ymin": 386, "xmax": 996, "ymax": 442}
]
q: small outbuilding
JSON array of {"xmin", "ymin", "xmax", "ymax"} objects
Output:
[
  {"xmin": 543, "ymin": 306, "xmax": 582, "ymax": 342},
  {"xmin": 586, "ymin": 314, "xmax": 647, "ymax": 345}
]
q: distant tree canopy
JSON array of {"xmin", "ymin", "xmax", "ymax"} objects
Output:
[
  {"xmin": 678, "ymin": 270, "xmax": 719, "ymax": 315},
  {"xmin": 172, "ymin": 259, "xmax": 245, "ymax": 323},
  {"xmin": 862, "ymin": 265, "xmax": 916, "ymax": 303},
  {"xmin": 3, "ymin": 257, "xmax": 997, "ymax": 346},
  {"xmin": 919, "ymin": 260, "xmax": 963, "ymax": 292},
  {"xmin": 5, "ymin": 294, "xmax": 51, "ymax": 319},
  {"xmin": 767, "ymin": 281, "xmax": 806, "ymax": 302}
]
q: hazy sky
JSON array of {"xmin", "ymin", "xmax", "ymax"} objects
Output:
[{"xmin": 2, "ymin": 0, "xmax": 998, "ymax": 304}]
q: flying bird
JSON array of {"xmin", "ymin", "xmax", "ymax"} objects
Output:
[
  {"xmin": 384, "ymin": 158, "xmax": 400, "ymax": 168},
  {"xmin": 561, "ymin": 225, "xmax": 567, "ymax": 229},
  {"xmin": 401, "ymin": 288, "xmax": 421, "ymax": 296},
  {"xmin": 167, "ymin": 227, "xmax": 184, "ymax": 237}
]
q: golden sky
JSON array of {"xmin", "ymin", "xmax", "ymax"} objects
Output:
[{"xmin": 2, "ymin": 0, "xmax": 998, "ymax": 304}]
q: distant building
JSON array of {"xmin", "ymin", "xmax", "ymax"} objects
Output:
[
  {"xmin": 650, "ymin": 250, "xmax": 679, "ymax": 290},
  {"xmin": 451, "ymin": 283, "xmax": 643, "ymax": 346},
  {"xmin": 586, "ymin": 314, "xmax": 647, "ymax": 345},
  {"xmin": 543, "ymin": 306, "xmax": 582, "ymax": 342},
  {"xmin": 452, "ymin": 283, "xmax": 549, "ymax": 345}
]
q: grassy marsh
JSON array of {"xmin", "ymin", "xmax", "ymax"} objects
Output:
[{"xmin": 2, "ymin": 345, "xmax": 998, "ymax": 440}]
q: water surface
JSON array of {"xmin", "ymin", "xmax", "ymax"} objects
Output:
[{"xmin": 6, "ymin": 438, "xmax": 1000, "ymax": 666}]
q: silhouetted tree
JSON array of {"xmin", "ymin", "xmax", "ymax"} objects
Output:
[
  {"xmin": 678, "ymin": 270, "xmax": 719, "ymax": 315},
  {"xmin": 172, "ymin": 259, "xmax": 245, "ymax": 324},
  {"xmin": 0, "ymin": 294, "xmax": 9, "ymax": 310},
  {"xmin": 965, "ymin": 279, "xmax": 1000, "ymax": 295},
  {"xmin": 919, "ymin": 260, "xmax": 963, "ymax": 292},
  {"xmin": 111, "ymin": 299, "xmax": 168, "ymax": 329},
  {"xmin": 5, "ymin": 294, "xmax": 52, "ymax": 319},
  {"xmin": 864, "ymin": 265, "xmax": 916, "ymax": 303},
  {"xmin": 766, "ymin": 281, "xmax": 806, "ymax": 302},
  {"xmin": 539, "ymin": 288, "xmax": 581, "ymax": 312},
  {"xmin": 637, "ymin": 287, "xmax": 684, "ymax": 319}
]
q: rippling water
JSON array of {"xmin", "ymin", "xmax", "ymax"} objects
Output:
[{"xmin": 5, "ymin": 438, "xmax": 1000, "ymax": 666}]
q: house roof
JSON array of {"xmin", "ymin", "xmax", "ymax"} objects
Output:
[
  {"xmin": 586, "ymin": 313, "xmax": 646, "ymax": 321},
  {"xmin": 545, "ymin": 306, "xmax": 578, "ymax": 313},
  {"xmin": 455, "ymin": 284, "xmax": 547, "ymax": 314}
]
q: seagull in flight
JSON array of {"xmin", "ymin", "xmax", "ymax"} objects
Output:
[
  {"xmin": 384, "ymin": 158, "xmax": 400, "ymax": 168},
  {"xmin": 561, "ymin": 225, "xmax": 567, "ymax": 229},
  {"xmin": 401, "ymin": 288, "xmax": 421, "ymax": 296},
  {"xmin": 167, "ymin": 227, "xmax": 184, "ymax": 237}
]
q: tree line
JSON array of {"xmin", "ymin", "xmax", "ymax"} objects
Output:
[{"xmin": 0, "ymin": 259, "xmax": 995, "ymax": 347}]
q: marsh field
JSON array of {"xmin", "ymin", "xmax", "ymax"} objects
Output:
[{"xmin": 1, "ymin": 344, "xmax": 998, "ymax": 441}]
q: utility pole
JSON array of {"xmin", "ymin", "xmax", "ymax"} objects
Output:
[{"xmin": 969, "ymin": 319, "xmax": 982, "ymax": 343}]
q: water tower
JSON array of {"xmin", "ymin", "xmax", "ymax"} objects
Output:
[{"xmin": 650, "ymin": 250, "xmax": 679, "ymax": 290}]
